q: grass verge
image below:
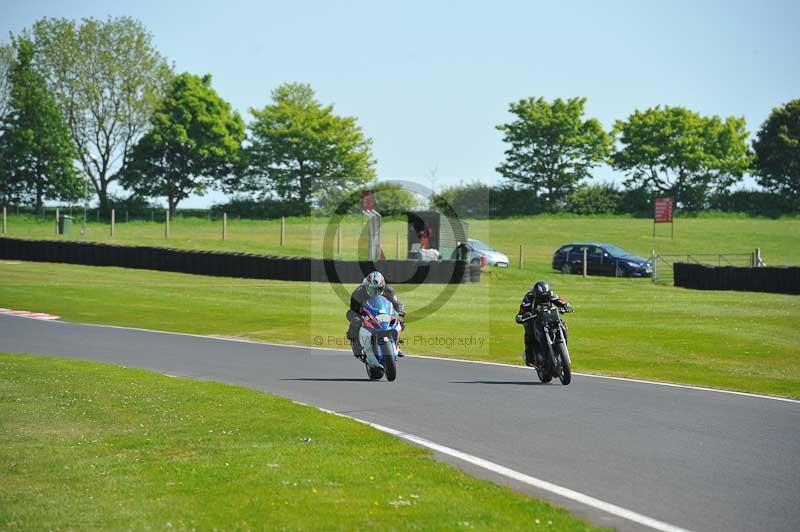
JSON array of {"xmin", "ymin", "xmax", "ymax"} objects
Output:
[
  {"xmin": 0, "ymin": 353, "xmax": 603, "ymax": 530},
  {"xmin": 5, "ymin": 213, "xmax": 800, "ymax": 265},
  {"xmin": 1, "ymin": 260, "xmax": 798, "ymax": 398}
]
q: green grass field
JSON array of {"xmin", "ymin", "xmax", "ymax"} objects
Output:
[
  {"xmin": 5, "ymin": 212, "xmax": 800, "ymax": 265},
  {"xmin": 1, "ymin": 214, "xmax": 798, "ymax": 398},
  {"xmin": 1, "ymin": 215, "xmax": 798, "ymax": 530},
  {"xmin": 2, "ymin": 258, "xmax": 799, "ymax": 398},
  {"xmin": 0, "ymin": 353, "xmax": 602, "ymax": 530}
]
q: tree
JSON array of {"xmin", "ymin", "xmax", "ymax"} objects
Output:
[
  {"xmin": 0, "ymin": 38, "xmax": 79, "ymax": 208},
  {"xmin": 612, "ymin": 106, "xmax": 752, "ymax": 210},
  {"xmin": 241, "ymin": 83, "xmax": 376, "ymax": 208},
  {"xmin": 0, "ymin": 42, "xmax": 12, "ymax": 122},
  {"xmin": 753, "ymin": 99, "xmax": 800, "ymax": 201},
  {"xmin": 120, "ymin": 73, "xmax": 245, "ymax": 215},
  {"xmin": 23, "ymin": 16, "xmax": 171, "ymax": 214},
  {"xmin": 496, "ymin": 97, "xmax": 611, "ymax": 209},
  {"xmin": 321, "ymin": 182, "xmax": 420, "ymax": 215}
]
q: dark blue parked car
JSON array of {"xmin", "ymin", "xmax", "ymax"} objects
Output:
[{"xmin": 552, "ymin": 243, "xmax": 652, "ymax": 277}]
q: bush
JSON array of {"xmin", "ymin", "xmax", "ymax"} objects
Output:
[
  {"xmin": 616, "ymin": 185, "xmax": 654, "ymax": 217},
  {"xmin": 433, "ymin": 183, "xmax": 544, "ymax": 218},
  {"xmin": 107, "ymin": 193, "xmax": 160, "ymax": 219},
  {"xmin": 566, "ymin": 183, "xmax": 621, "ymax": 214},
  {"xmin": 709, "ymin": 190, "xmax": 798, "ymax": 218},
  {"xmin": 210, "ymin": 196, "xmax": 310, "ymax": 219},
  {"xmin": 321, "ymin": 183, "xmax": 421, "ymax": 216}
]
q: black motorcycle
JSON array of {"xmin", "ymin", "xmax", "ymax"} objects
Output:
[{"xmin": 517, "ymin": 305, "xmax": 572, "ymax": 385}]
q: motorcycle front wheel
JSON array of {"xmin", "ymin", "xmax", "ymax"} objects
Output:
[
  {"xmin": 555, "ymin": 342, "xmax": 571, "ymax": 385},
  {"xmin": 536, "ymin": 368, "xmax": 552, "ymax": 383},
  {"xmin": 383, "ymin": 344, "xmax": 397, "ymax": 382}
]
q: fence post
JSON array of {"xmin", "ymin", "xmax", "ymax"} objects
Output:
[
  {"xmin": 395, "ymin": 232, "xmax": 400, "ymax": 259},
  {"xmin": 756, "ymin": 247, "xmax": 762, "ymax": 267},
  {"xmin": 280, "ymin": 216, "xmax": 285, "ymax": 246},
  {"xmin": 125, "ymin": 210, "xmax": 129, "ymax": 223},
  {"xmin": 519, "ymin": 244, "xmax": 524, "ymax": 269},
  {"xmin": 583, "ymin": 248, "xmax": 587, "ymax": 277},
  {"xmin": 2, "ymin": 206, "xmax": 6, "ymax": 235},
  {"xmin": 651, "ymin": 250, "xmax": 657, "ymax": 283},
  {"xmin": 165, "ymin": 210, "xmax": 170, "ymax": 239},
  {"xmin": 55, "ymin": 208, "xmax": 60, "ymax": 236},
  {"xmin": 222, "ymin": 212, "xmax": 227, "ymax": 241},
  {"xmin": 337, "ymin": 224, "xmax": 342, "ymax": 254},
  {"xmin": 111, "ymin": 209, "xmax": 115, "ymax": 237}
]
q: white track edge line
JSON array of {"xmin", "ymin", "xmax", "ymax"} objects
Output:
[
  {"xmin": 24, "ymin": 317, "xmax": 800, "ymax": 405},
  {"xmin": 293, "ymin": 400, "xmax": 693, "ymax": 532}
]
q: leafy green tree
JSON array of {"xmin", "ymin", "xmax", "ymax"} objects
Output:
[
  {"xmin": 752, "ymin": 99, "xmax": 800, "ymax": 201},
  {"xmin": 371, "ymin": 183, "xmax": 421, "ymax": 214},
  {"xmin": 241, "ymin": 83, "xmax": 376, "ymax": 208},
  {"xmin": 322, "ymin": 182, "xmax": 420, "ymax": 215},
  {"xmin": 0, "ymin": 42, "xmax": 14, "ymax": 205},
  {"xmin": 0, "ymin": 42, "xmax": 12, "ymax": 123},
  {"xmin": 496, "ymin": 97, "xmax": 611, "ymax": 209},
  {"xmin": 612, "ymin": 106, "xmax": 752, "ymax": 210},
  {"xmin": 0, "ymin": 38, "xmax": 79, "ymax": 208},
  {"xmin": 121, "ymin": 73, "xmax": 245, "ymax": 215},
  {"xmin": 23, "ymin": 16, "xmax": 171, "ymax": 214}
]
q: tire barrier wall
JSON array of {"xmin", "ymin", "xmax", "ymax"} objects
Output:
[
  {"xmin": 0, "ymin": 238, "xmax": 480, "ymax": 284},
  {"xmin": 673, "ymin": 262, "xmax": 799, "ymax": 295}
]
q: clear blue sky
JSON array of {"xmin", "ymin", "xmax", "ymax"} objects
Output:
[{"xmin": 3, "ymin": 0, "xmax": 799, "ymax": 206}]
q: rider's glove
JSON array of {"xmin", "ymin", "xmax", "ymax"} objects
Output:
[
  {"xmin": 515, "ymin": 312, "xmax": 532, "ymax": 324},
  {"xmin": 563, "ymin": 304, "xmax": 574, "ymax": 313}
]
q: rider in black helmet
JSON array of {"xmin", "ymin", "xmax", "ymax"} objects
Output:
[{"xmin": 515, "ymin": 281, "xmax": 573, "ymax": 367}]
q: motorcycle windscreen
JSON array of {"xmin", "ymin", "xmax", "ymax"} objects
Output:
[{"xmin": 364, "ymin": 295, "xmax": 394, "ymax": 317}]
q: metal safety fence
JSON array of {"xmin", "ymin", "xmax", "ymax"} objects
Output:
[{"xmin": 652, "ymin": 251, "xmax": 764, "ymax": 284}]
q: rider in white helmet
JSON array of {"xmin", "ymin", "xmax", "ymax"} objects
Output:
[{"xmin": 346, "ymin": 271, "xmax": 406, "ymax": 358}]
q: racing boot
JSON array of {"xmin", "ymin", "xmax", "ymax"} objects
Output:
[
  {"xmin": 348, "ymin": 330, "xmax": 365, "ymax": 362},
  {"xmin": 523, "ymin": 343, "xmax": 537, "ymax": 367},
  {"xmin": 534, "ymin": 347, "xmax": 546, "ymax": 368}
]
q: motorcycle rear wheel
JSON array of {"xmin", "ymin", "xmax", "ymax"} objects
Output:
[{"xmin": 555, "ymin": 342, "xmax": 571, "ymax": 385}]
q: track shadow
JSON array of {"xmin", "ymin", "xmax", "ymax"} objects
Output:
[
  {"xmin": 450, "ymin": 380, "xmax": 547, "ymax": 386},
  {"xmin": 281, "ymin": 377, "xmax": 374, "ymax": 382}
]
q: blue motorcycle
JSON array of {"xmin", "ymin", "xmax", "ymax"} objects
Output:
[{"xmin": 357, "ymin": 295, "xmax": 402, "ymax": 381}]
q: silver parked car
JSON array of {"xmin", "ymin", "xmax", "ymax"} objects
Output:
[{"xmin": 466, "ymin": 238, "xmax": 509, "ymax": 268}]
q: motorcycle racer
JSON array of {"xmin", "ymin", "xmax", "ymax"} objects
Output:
[
  {"xmin": 515, "ymin": 280, "xmax": 573, "ymax": 367},
  {"xmin": 346, "ymin": 271, "xmax": 405, "ymax": 359}
]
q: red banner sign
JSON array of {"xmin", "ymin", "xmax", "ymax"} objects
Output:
[
  {"xmin": 654, "ymin": 197, "xmax": 673, "ymax": 223},
  {"xmin": 362, "ymin": 190, "xmax": 374, "ymax": 211}
]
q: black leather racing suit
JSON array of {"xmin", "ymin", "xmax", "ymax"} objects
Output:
[{"xmin": 516, "ymin": 291, "xmax": 570, "ymax": 366}]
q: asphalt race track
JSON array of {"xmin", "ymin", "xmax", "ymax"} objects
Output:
[{"xmin": 2, "ymin": 314, "xmax": 799, "ymax": 532}]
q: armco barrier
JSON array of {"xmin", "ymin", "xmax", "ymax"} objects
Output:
[
  {"xmin": 673, "ymin": 262, "xmax": 799, "ymax": 295},
  {"xmin": 0, "ymin": 238, "xmax": 479, "ymax": 284}
]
